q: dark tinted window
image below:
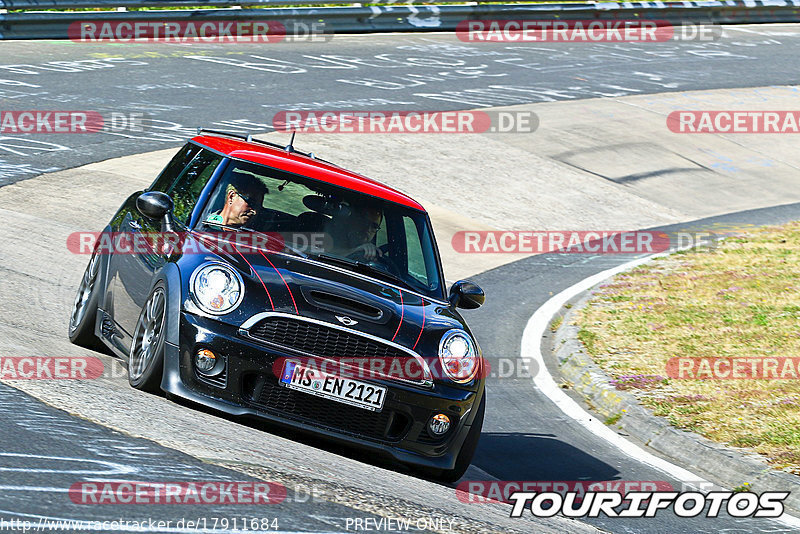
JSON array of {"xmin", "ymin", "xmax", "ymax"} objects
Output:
[
  {"xmin": 148, "ymin": 143, "xmax": 201, "ymax": 192},
  {"xmin": 196, "ymin": 160, "xmax": 444, "ymax": 299}
]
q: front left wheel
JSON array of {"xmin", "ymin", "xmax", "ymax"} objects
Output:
[
  {"xmin": 68, "ymin": 252, "xmax": 102, "ymax": 349},
  {"xmin": 128, "ymin": 284, "xmax": 167, "ymax": 393}
]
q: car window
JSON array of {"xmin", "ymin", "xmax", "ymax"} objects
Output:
[
  {"xmin": 194, "ymin": 159, "xmax": 445, "ymax": 299},
  {"xmin": 148, "ymin": 143, "xmax": 202, "ymax": 192},
  {"xmin": 169, "ymin": 149, "xmax": 223, "ymax": 226},
  {"xmin": 403, "ymin": 216, "xmax": 429, "ymax": 285}
]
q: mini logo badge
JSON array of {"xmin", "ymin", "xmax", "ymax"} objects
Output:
[{"xmin": 335, "ymin": 315, "xmax": 358, "ymax": 326}]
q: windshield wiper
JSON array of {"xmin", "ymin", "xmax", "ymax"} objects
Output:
[
  {"xmin": 314, "ymin": 253, "xmax": 413, "ymax": 290},
  {"xmin": 199, "ymin": 222, "xmax": 307, "ymax": 258}
]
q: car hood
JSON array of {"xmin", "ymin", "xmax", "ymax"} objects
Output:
[{"xmin": 177, "ymin": 240, "xmax": 471, "ymax": 359}]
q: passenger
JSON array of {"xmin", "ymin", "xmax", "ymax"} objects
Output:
[{"xmin": 327, "ymin": 204, "xmax": 384, "ymax": 260}]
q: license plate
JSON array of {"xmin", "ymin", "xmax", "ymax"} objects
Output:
[{"xmin": 279, "ymin": 361, "xmax": 387, "ymax": 412}]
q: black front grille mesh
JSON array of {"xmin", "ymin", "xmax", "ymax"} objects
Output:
[
  {"xmin": 248, "ymin": 316, "xmax": 411, "ymax": 362},
  {"xmin": 242, "ymin": 316, "xmax": 417, "ymax": 442},
  {"xmin": 244, "ymin": 377, "xmax": 407, "ymax": 442}
]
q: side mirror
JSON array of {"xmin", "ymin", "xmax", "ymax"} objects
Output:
[
  {"xmin": 136, "ymin": 191, "xmax": 176, "ymax": 232},
  {"xmin": 449, "ymin": 280, "xmax": 485, "ymax": 309}
]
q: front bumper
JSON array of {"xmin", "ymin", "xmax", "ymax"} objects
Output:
[{"xmin": 160, "ymin": 311, "xmax": 482, "ymax": 470}]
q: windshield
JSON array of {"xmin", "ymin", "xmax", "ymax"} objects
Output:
[{"xmin": 196, "ymin": 158, "xmax": 445, "ymax": 300}]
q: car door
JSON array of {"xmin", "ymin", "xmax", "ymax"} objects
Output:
[{"xmin": 109, "ymin": 146, "xmax": 223, "ymax": 348}]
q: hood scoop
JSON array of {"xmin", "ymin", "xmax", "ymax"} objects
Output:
[{"xmin": 302, "ymin": 288, "xmax": 386, "ymax": 324}]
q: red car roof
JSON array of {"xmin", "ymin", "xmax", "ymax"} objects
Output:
[{"xmin": 191, "ymin": 135, "xmax": 425, "ymax": 211}]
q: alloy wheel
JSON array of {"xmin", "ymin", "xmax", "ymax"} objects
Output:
[{"xmin": 129, "ymin": 288, "xmax": 166, "ymax": 380}]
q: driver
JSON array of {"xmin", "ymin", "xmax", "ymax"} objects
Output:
[
  {"xmin": 206, "ymin": 174, "xmax": 268, "ymax": 228},
  {"xmin": 326, "ymin": 204, "xmax": 384, "ymax": 260}
]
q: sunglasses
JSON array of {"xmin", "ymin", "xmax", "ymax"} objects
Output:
[{"xmin": 235, "ymin": 191, "xmax": 260, "ymax": 209}]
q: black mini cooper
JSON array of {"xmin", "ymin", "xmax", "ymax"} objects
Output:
[{"xmin": 69, "ymin": 130, "xmax": 486, "ymax": 481}]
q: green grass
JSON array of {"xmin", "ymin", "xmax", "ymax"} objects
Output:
[
  {"xmin": 604, "ymin": 413, "xmax": 622, "ymax": 426},
  {"xmin": 578, "ymin": 221, "xmax": 800, "ymax": 474}
]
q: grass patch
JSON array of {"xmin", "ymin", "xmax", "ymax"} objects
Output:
[
  {"xmin": 605, "ymin": 413, "xmax": 622, "ymax": 426},
  {"xmin": 577, "ymin": 328, "xmax": 598, "ymax": 353},
  {"xmin": 577, "ymin": 220, "xmax": 800, "ymax": 474},
  {"xmin": 550, "ymin": 316, "xmax": 563, "ymax": 332}
]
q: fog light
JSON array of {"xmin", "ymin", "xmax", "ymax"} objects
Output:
[
  {"xmin": 428, "ymin": 413, "xmax": 451, "ymax": 436},
  {"xmin": 195, "ymin": 349, "xmax": 216, "ymax": 374}
]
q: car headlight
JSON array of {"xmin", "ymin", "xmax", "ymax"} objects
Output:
[
  {"xmin": 190, "ymin": 262, "xmax": 244, "ymax": 315},
  {"xmin": 438, "ymin": 329, "xmax": 479, "ymax": 383}
]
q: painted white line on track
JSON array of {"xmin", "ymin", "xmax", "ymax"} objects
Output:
[
  {"xmin": 520, "ymin": 251, "xmax": 800, "ymax": 529},
  {"xmin": 0, "ymin": 452, "xmax": 137, "ymax": 475},
  {"xmin": 0, "ymin": 484, "xmax": 69, "ymax": 493}
]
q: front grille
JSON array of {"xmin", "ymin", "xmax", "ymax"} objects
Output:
[
  {"xmin": 248, "ymin": 316, "xmax": 412, "ymax": 363},
  {"xmin": 243, "ymin": 375, "xmax": 409, "ymax": 442}
]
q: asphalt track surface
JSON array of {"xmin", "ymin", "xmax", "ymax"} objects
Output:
[
  {"xmin": 0, "ymin": 382, "xmax": 409, "ymax": 533},
  {"xmin": 2, "ymin": 28, "xmax": 800, "ymax": 533},
  {"xmin": 0, "ymin": 27, "xmax": 799, "ymax": 184},
  {"xmin": 467, "ymin": 203, "xmax": 800, "ymax": 533}
]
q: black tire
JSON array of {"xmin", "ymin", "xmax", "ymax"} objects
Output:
[
  {"xmin": 430, "ymin": 391, "xmax": 486, "ymax": 483},
  {"xmin": 68, "ymin": 252, "xmax": 103, "ymax": 350},
  {"xmin": 127, "ymin": 283, "xmax": 167, "ymax": 393}
]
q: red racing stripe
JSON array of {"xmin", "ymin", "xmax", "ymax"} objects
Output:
[
  {"xmin": 236, "ymin": 249, "xmax": 274, "ymax": 311},
  {"xmin": 391, "ymin": 289, "xmax": 404, "ymax": 342},
  {"xmin": 258, "ymin": 249, "xmax": 299, "ymax": 314}
]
